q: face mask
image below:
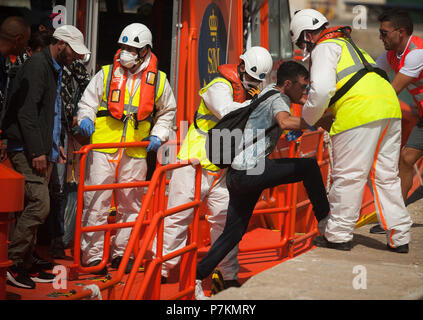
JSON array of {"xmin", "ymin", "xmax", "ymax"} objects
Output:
[
  {"xmin": 120, "ymin": 50, "xmax": 138, "ymax": 68},
  {"xmin": 242, "ymin": 76, "xmax": 260, "ymax": 91}
]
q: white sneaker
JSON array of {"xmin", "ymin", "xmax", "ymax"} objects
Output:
[{"xmin": 195, "ymin": 280, "xmax": 209, "ymax": 300}]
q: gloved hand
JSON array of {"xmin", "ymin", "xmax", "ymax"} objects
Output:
[
  {"xmin": 143, "ymin": 135, "xmax": 162, "ymax": 152},
  {"xmin": 79, "ymin": 118, "xmax": 95, "ymax": 136},
  {"xmin": 285, "ymin": 130, "xmax": 303, "ymax": 142}
]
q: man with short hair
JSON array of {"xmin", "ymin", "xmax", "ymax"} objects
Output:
[
  {"xmin": 0, "ymin": 16, "xmax": 30, "ymax": 125},
  {"xmin": 194, "ymin": 61, "xmax": 330, "ymax": 299},
  {"xmin": 374, "ymin": 10, "xmax": 423, "ymax": 234},
  {"xmin": 2, "ymin": 25, "xmax": 89, "ymax": 289},
  {"xmin": 159, "ymin": 46, "xmax": 273, "ymax": 292}
]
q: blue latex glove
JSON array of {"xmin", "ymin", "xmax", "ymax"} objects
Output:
[
  {"xmin": 143, "ymin": 135, "xmax": 162, "ymax": 152},
  {"xmin": 79, "ymin": 118, "xmax": 95, "ymax": 136},
  {"xmin": 285, "ymin": 130, "xmax": 303, "ymax": 142}
]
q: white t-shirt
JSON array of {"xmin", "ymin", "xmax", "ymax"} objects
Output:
[{"xmin": 376, "ymin": 37, "xmax": 423, "ymax": 78}]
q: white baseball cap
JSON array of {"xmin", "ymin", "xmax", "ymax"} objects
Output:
[{"xmin": 53, "ymin": 25, "xmax": 90, "ymax": 55}]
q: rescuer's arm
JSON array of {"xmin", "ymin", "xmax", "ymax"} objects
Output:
[
  {"xmin": 302, "ymin": 42, "xmax": 340, "ymax": 126},
  {"xmin": 202, "ymin": 81, "xmax": 250, "ymax": 119},
  {"xmin": 150, "ymin": 77, "xmax": 177, "ymax": 142},
  {"xmin": 391, "ymin": 72, "xmax": 417, "ymax": 94},
  {"xmin": 77, "ymin": 69, "xmax": 104, "ymax": 125},
  {"xmin": 391, "ymin": 50, "xmax": 423, "ymax": 94}
]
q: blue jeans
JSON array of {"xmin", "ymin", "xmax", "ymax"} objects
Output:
[{"xmin": 196, "ymin": 157, "xmax": 330, "ymax": 280}]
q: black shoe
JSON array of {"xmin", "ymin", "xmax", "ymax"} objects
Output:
[
  {"xmin": 161, "ymin": 276, "xmax": 167, "ymax": 284},
  {"xmin": 313, "ymin": 236, "xmax": 352, "ymax": 251},
  {"xmin": 370, "ymin": 225, "xmax": 386, "ymax": 234},
  {"xmin": 111, "ymin": 256, "xmax": 134, "ymax": 274},
  {"xmin": 211, "ymin": 269, "xmax": 241, "ymax": 294},
  {"xmin": 87, "ymin": 260, "xmax": 108, "ymax": 276},
  {"xmin": 7, "ymin": 264, "xmax": 35, "ymax": 289},
  {"xmin": 211, "ymin": 269, "xmax": 225, "ymax": 295},
  {"xmin": 28, "ymin": 266, "xmax": 56, "ymax": 283},
  {"xmin": 387, "ymin": 243, "xmax": 409, "ymax": 253},
  {"xmin": 32, "ymin": 252, "xmax": 54, "ymax": 270}
]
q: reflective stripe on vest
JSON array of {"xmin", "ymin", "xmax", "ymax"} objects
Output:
[
  {"xmin": 387, "ymin": 36, "xmax": 423, "ymax": 116},
  {"xmin": 321, "ymin": 38, "xmax": 402, "ymax": 136},
  {"xmin": 91, "ymin": 65, "xmax": 166, "ymax": 158},
  {"xmin": 177, "ymin": 77, "xmax": 236, "ymax": 172}
]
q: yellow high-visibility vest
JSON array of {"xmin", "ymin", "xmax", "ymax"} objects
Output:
[
  {"xmin": 320, "ymin": 38, "xmax": 401, "ymax": 136},
  {"xmin": 91, "ymin": 64, "xmax": 166, "ymax": 158},
  {"xmin": 178, "ymin": 77, "xmax": 233, "ymax": 172}
]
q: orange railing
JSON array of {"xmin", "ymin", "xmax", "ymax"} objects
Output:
[
  {"xmin": 66, "ymin": 129, "xmax": 331, "ymax": 300},
  {"xmin": 238, "ymin": 128, "xmax": 330, "ymax": 258},
  {"xmin": 67, "ymin": 140, "xmax": 203, "ymax": 300}
]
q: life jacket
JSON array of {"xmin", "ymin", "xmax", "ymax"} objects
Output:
[
  {"xmin": 387, "ymin": 35, "xmax": 423, "ymax": 118},
  {"xmin": 105, "ymin": 49, "xmax": 158, "ymax": 122},
  {"xmin": 177, "ymin": 64, "xmax": 246, "ymax": 171},
  {"xmin": 91, "ymin": 50, "xmax": 166, "ymax": 158},
  {"xmin": 314, "ymin": 26, "xmax": 352, "ymax": 46},
  {"xmin": 217, "ymin": 64, "xmax": 246, "ymax": 103},
  {"xmin": 315, "ymin": 27, "xmax": 401, "ymax": 136}
]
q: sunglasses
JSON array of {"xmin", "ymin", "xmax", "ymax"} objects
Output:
[{"xmin": 379, "ymin": 28, "xmax": 399, "ymax": 38}]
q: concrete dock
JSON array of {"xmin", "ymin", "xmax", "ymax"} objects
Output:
[{"xmin": 213, "ymin": 198, "xmax": 423, "ymax": 300}]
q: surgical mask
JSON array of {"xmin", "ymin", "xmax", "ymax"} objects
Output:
[
  {"xmin": 242, "ymin": 77, "xmax": 260, "ymax": 91},
  {"xmin": 120, "ymin": 50, "xmax": 138, "ymax": 68}
]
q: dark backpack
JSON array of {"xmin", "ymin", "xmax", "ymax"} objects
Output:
[{"xmin": 205, "ymin": 89, "xmax": 280, "ymax": 169}]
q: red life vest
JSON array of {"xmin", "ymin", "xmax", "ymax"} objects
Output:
[
  {"xmin": 107, "ymin": 49, "xmax": 159, "ymax": 121},
  {"xmin": 387, "ymin": 35, "xmax": 423, "ymax": 117},
  {"xmin": 315, "ymin": 26, "xmax": 351, "ymax": 46},
  {"xmin": 217, "ymin": 64, "xmax": 246, "ymax": 103}
]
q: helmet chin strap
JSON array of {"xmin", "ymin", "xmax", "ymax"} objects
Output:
[{"xmin": 136, "ymin": 47, "xmax": 149, "ymax": 65}]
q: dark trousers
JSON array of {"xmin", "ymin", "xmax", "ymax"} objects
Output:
[
  {"xmin": 196, "ymin": 157, "xmax": 330, "ymax": 280},
  {"xmin": 7, "ymin": 151, "xmax": 50, "ymax": 268}
]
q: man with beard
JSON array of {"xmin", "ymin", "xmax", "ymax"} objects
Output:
[
  {"xmin": 371, "ymin": 10, "xmax": 423, "ymax": 235},
  {"xmin": 1, "ymin": 25, "xmax": 89, "ymax": 289}
]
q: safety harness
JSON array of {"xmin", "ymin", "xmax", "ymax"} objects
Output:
[{"xmin": 314, "ymin": 26, "xmax": 390, "ymax": 107}]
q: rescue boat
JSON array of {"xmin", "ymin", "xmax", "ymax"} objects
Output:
[{"xmin": 0, "ymin": 0, "xmax": 421, "ymax": 301}]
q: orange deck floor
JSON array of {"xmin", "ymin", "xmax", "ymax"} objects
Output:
[{"xmin": 5, "ymin": 227, "xmax": 300, "ymax": 300}]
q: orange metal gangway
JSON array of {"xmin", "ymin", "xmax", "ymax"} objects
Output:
[
  {"xmin": 67, "ymin": 140, "xmax": 206, "ymax": 300},
  {"xmin": 65, "ymin": 126, "xmax": 333, "ymax": 300}
]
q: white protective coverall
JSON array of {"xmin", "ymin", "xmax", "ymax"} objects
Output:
[
  {"xmin": 158, "ymin": 80, "xmax": 250, "ymax": 280},
  {"xmin": 303, "ymin": 42, "xmax": 413, "ymax": 247},
  {"xmin": 77, "ymin": 53, "xmax": 176, "ymax": 265}
]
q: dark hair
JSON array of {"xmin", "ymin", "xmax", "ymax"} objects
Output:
[
  {"xmin": 0, "ymin": 16, "xmax": 30, "ymax": 40},
  {"xmin": 277, "ymin": 60, "xmax": 309, "ymax": 86},
  {"xmin": 28, "ymin": 30, "xmax": 52, "ymax": 51},
  {"xmin": 378, "ymin": 9, "xmax": 413, "ymax": 35}
]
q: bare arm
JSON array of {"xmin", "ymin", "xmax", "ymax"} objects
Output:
[
  {"xmin": 391, "ymin": 72, "xmax": 416, "ymax": 95},
  {"xmin": 275, "ymin": 111, "xmax": 308, "ymax": 130}
]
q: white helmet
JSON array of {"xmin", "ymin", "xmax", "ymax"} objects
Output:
[
  {"xmin": 239, "ymin": 46, "xmax": 273, "ymax": 81},
  {"xmin": 118, "ymin": 23, "xmax": 153, "ymax": 49},
  {"xmin": 290, "ymin": 9, "xmax": 328, "ymax": 43}
]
